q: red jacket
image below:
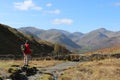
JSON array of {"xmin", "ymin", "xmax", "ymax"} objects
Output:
[{"xmin": 24, "ymin": 43, "xmax": 31, "ymax": 55}]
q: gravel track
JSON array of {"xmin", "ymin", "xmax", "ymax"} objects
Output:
[{"xmin": 28, "ymin": 61, "xmax": 80, "ymax": 80}]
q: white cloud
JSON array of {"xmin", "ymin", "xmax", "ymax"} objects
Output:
[
  {"xmin": 46, "ymin": 3, "xmax": 52, "ymax": 7},
  {"xmin": 31, "ymin": 6, "xmax": 42, "ymax": 10},
  {"xmin": 13, "ymin": 0, "xmax": 42, "ymax": 10},
  {"xmin": 113, "ymin": 2, "xmax": 120, "ymax": 6},
  {"xmin": 52, "ymin": 18, "xmax": 73, "ymax": 25},
  {"xmin": 48, "ymin": 9, "xmax": 61, "ymax": 14}
]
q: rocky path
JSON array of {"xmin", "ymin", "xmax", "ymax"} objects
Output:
[
  {"xmin": 28, "ymin": 61, "xmax": 80, "ymax": 80},
  {"xmin": 4, "ymin": 61, "xmax": 80, "ymax": 80}
]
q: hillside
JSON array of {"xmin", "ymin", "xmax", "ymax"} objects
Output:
[
  {"xmin": 59, "ymin": 58, "xmax": 120, "ymax": 80},
  {"xmin": 84, "ymin": 45, "xmax": 120, "ymax": 56},
  {"xmin": 77, "ymin": 28, "xmax": 120, "ymax": 52},
  {"xmin": 58, "ymin": 45, "xmax": 120, "ymax": 80},
  {"xmin": 19, "ymin": 27, "xmax": 81, "ymax": 49},
  {"xmin": 19, "ymin": 27, "xmax": 120, "ymax": 53},
  {"xmin": 0, "ymin": 24, "xmax": 70, "ymax": 58}
]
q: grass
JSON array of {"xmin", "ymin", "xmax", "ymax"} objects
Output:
[
  {"xmin": 0, "ymin": 60, "xmax": 63, "ymax": 77},
  {"xmin": 84, "ymin": 46, "xmax": 120, "ymax": 56},
  {"xmin": 0, "ymin": 60, "xmax": 63, "ymax": 68},
  {"xmin": 29, "ymin": 60, "xmax": 63, "ymax": 68},
  {"xmin": 1, "ymin": 58, "xmax": 120, "ymax": 80},
  {"xmin": 39, "ymin": 74, "xmax": 53, "ymax": 80},
  {"xmin": 59, "ymin": 58, "xmax": 120, "ymax": 80}
]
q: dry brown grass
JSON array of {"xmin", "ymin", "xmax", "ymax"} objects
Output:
[
  {"xmin": 59, "ymin": 58, "xmax": 120, "ymax": 80},
  {"xmin": 0, "ymin": 60, "xmax": 63, "ymax": 78},
  {"xmin": 0, "ymin": 60, "xmax": 63, "ymax": 79},
  {"xmin": 84, "ymin": 46, "xmax": 120, "ymax": 56},
  {"xmin": 29, "ymin": 60, "xmax": 63, "ymax": 67},
  {"xmin": 0, "ymin": 60, "xmax": 63, "ymax": 71}
]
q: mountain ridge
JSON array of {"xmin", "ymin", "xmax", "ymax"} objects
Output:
[
  {"xmin": 19, "ymin": 27, "xmax": 81, "ymax": 49},
  {"xmin": 0, "ymin": 24, "xmax": 70, "ymax": 58},
  {"xmin": 19, "ymin": 27, "xmax": 120, "ymax": 53}
]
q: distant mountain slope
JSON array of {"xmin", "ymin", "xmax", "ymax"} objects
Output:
[
  {"xmin": 19, "ymin": 27, "xmax": 45, "ymax": 39},
  {"xmin": 47, "ymin": 29, "xmax": 71, "ymax": 36},
  {"xmin": 67, "ymin": 32, "xmax": 84, "ymax": 42},
  {"xmin": 77, "ymin": 28, "xmax": 109, "ymax": 47},
  {"xmin": 77, "ymin": 28, "xmax": 120, "ymax": 51},
  {"xmin": 47, "ymin": 29, "xmax": 84, "ymax": 42},
  {"xmin": 19, "ymin": 27, "xmax": 81, "ymax": 49},
  {"xmin": 19, "ymin": 27, "xmax": 120, "ymax": 53},
  {"xmin": 0, "ymin": 24, "xmax": 70, "ymax": 57},
  {"xmin": 46, "ymin": 32, "xmax": 80, "ymax": 49}
]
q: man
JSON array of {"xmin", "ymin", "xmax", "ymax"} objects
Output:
[{"xmin": 21, "ymin": 40, "xmax": 31, "ymax": 66}]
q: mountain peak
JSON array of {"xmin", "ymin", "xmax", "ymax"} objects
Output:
[
  {"xmin": 88, "ymin": 28, "xmax": 108, "ymax": 34},
  {"xmin": 20, "ymin": 26, "xmax": 39, "ymax": 30},
  {"xmin": 95, "ymin": 28, "xmax": 107, "ymax": 32}
]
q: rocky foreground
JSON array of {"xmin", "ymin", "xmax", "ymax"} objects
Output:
[{"xmin": 0, "ymin": 62, "xmax": 79, "ymax": 80}]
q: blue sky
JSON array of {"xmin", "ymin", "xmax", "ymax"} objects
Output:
[{"xmin": 0, "ymin": 0, "xmax": 120, "ymax": 33}]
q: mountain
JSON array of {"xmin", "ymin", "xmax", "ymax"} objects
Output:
[
  {"xmin": 77, "ymin": 28, "xmax": 109, "ymax": 47},
  {"xmin": 0, "ymin": 24, "xmax": 70, "ymax": 58},
  {"xmin": 77, "ymin": 28, "xmax": 120, "ymax": 51},
  {"xmin": 68, "ymin": 32, "xmax": 84, "ymax": 42},
  {"xmin": 0, "ymin": 24, "xmax": 54, "ymax": 56},
  {"xmin": 19, "ymin": 27, "xmax": 45, "ymax": 39},
  {"xmin": 47, "ymin": 29, "xmax": 71, "ymax": 36},
  {"xmin": 19, "ymin": 27, "xmax": 120, "ymax": 53},
  {"xmin": 19, "ymin": 27, "xmax": 81, "ymax": 49},
  {"xmin": 46, "ymin": 32, "xmax": 80, "ymax": 49}
]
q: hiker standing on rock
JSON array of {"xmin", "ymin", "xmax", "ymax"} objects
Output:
[{"xmin": 21, "ymin": 40, "xmax": 31, "ymax": 66}]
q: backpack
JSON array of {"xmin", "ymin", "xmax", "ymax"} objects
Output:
[{"xmin": 21, "ymin": 44, "xmax": 26, "ymax": 52}]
